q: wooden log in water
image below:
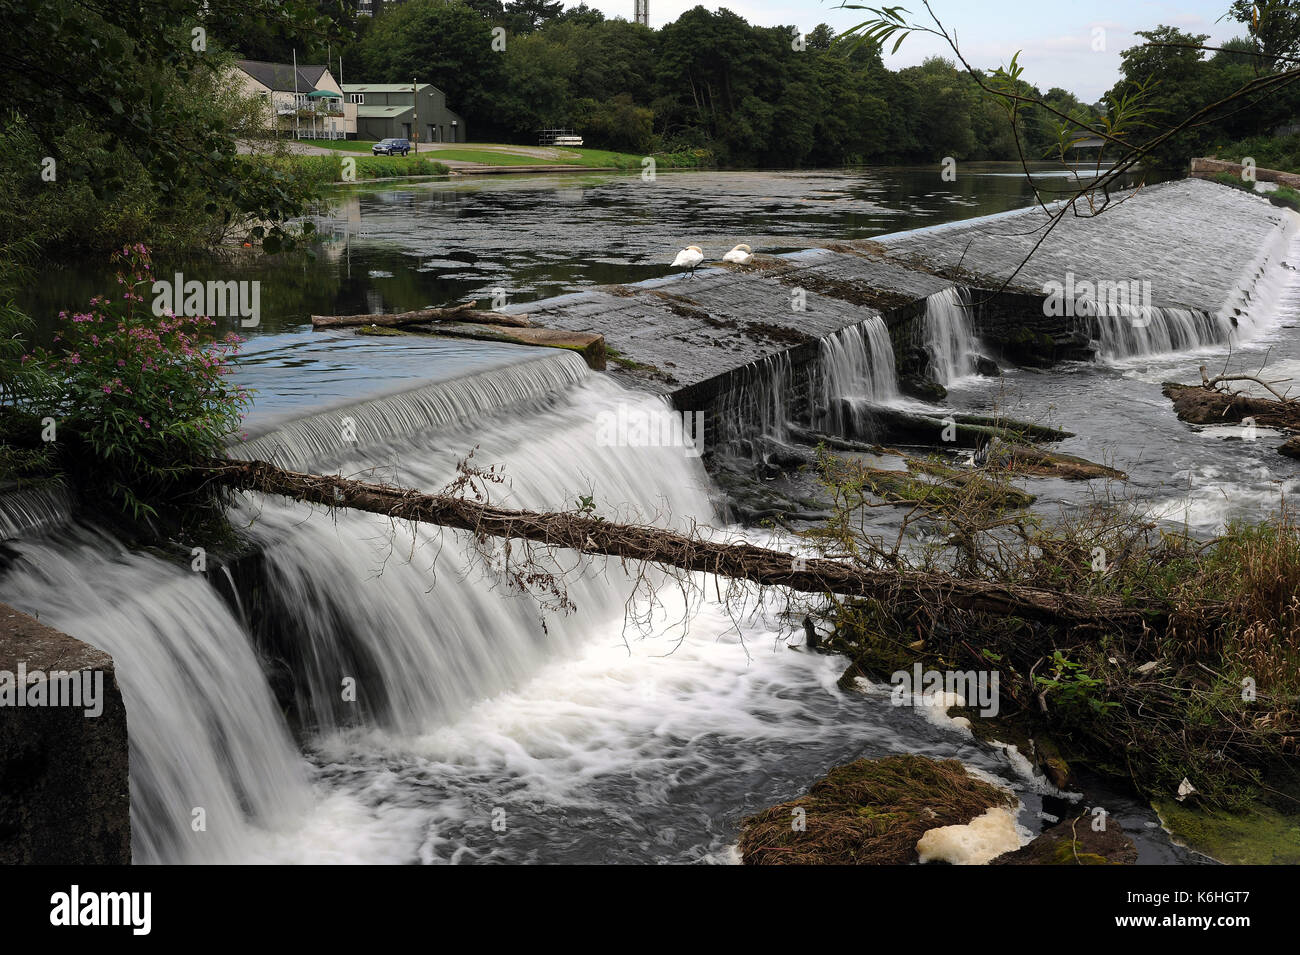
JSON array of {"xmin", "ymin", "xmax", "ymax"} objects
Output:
[
  {"xmin": 311, "ymin": 303, "xmax": 531, "ymax": 329},
  {"xmin": 859, "ymin": 405, "xmax": 1070, "ymax": 449},
  {"xmin": 408, "ymin": 322, "xmax": 607, "ymax": 371},
  {"xmin": 208, "ymin": 457, "xmax": 1149, "ymax": 629},
  {"xmin": 1163, "ymin": 382, "xmax": 1300, "ymax": 430}
]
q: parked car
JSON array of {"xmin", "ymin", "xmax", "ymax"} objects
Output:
[{"xmin": 372, "ymin": 138, "xmax": 411, "ymax": 156}]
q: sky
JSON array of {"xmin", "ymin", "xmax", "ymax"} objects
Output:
[{"xmin": 577, "ymin": 1, "xmax": 1247, "ymax": 102}]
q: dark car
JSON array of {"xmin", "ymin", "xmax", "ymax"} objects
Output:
[{"xmin": 372, "ymin": 138, "xmax": 411, "ymax": 156}]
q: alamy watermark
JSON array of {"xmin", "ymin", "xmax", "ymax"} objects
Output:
[
  {"xmin": 1042, "ymin": 273, "xmax": 1154, "ymax": 327},
  {"xmin": 595, "ymin": 404, "xmax": 705, "ymax": 457},
  {"xmin": 0, "ymin": 663, "xmax": 104, "ymax": 717},
  {"xmin": 890, "ymin": 663, "xmax": 1000, "ymax": 717},
  {"xmin": 152, "ymin": 272, "xmax": 260, "ymax": 327}
]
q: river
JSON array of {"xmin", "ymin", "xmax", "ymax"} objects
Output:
[{"xmin": 10, "ymin": 162, "xmax": 1287, "ymax": 865}]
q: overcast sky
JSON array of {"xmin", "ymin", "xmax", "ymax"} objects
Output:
[{"xmin": 577, "ymin": 1, "xmax": 1247, "ymax": 102}]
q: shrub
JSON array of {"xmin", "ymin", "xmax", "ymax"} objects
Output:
[{"xmin": 25, "ymin": 244, "xmax": 250, "ymax": 517}]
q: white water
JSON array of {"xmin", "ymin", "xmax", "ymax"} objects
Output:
[
  {"xmin": 17, "ymin": 223, "xmax": 1293, "ymax": 864},
  {"xmin": 819, "ymin": 316, "xmax": 899, "ymax": 404},
  {"xmin": 922, "ymin": 286, "xmax": 981, "ymax": 385},
  {"xmin": 1090, "ymin": 304, "xmax": 1233, "ymax": 361},
  {"xmin": 2, "ymin": 356, "xmax": 1083, "ymax": 864},
  {"xmin": 0, "ymin": 533, "xmax": 314, "ymax": 864},
  {"xmin": 232, "ymin": 349, "xmax": 590, "ymax": 469},
  {"xmin": 815, "ymin": 315, "xmax": 899, "ymax": 435},
  {"xmin": 0, "ymin": 483, "xmax": 71, "ymax": 541},
  {"xmin": 713, "ymin": 350, "xmax": 794, "ymax": 450},
  {"xmin": 1090, "ymin": 215, "xmax": 1300, "ymax": 362},
  {"xmin": 235, "ymin": 374, "xmax": 720, "ymax": 737}
]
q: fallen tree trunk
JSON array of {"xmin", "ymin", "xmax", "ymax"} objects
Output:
[
  {"xmin": 1162, "ymin": 382, "xmax": 1300, "ymax": 429},
  {"xmin": 312, "ymin": 302, "xmax": 531, "ymax": 329},
  {"xmin": 1163, "ymin": 382, "xmax": 1300, "ymax": 460},
  {"xmin": 208, "ymin": 457, "xmax": 1149, "ymax": 629},
  {"xmin": 838, "ymin": 403, "xmax": 1071, "ymax": 450}
]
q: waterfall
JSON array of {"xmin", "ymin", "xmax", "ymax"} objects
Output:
[
  {"xmin": 922, "ymin": 286, "xmax": 980, "ymax": 385},
  {"xmin": 708, "ymin": 350, "xmax": 795, "ymax": 455},
  {"xmin": 231, "ymin": 348, "xmax": 590, "ymax": 470},
  {"xmin": 1, "ymin": 532, "xmax": 314, "ymax": 864},
  {"xmin": 1088, "ymin": 304, "xmax": 1232, "ymax": 361},
  {"xmin": 232, "ymin": 374, "xmax": 717, "ymax": 735},
  {"xmin": 0, "ymin": 483, "xmax": 71, "ymax": 541},
  {"xmin": 1, "ymin": 363, "xmax": 719, "ymax": 862},
  {"xmin": 814, "ymin": 315, "xmax": 898, "ymax": 436}
]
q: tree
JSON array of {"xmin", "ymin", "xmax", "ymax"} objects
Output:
[
  {"xmin": 355, "ymin": 0, "xmax": 505, "ymax": 123},
  {"xmin": 0, "ymin": 0, "xmax": 331, "ymax": 257},
  {"xmin": 1229, "ymin": 0, "xmax": 1300, "ymax": 69},
  {"xmin": 505, "ymin": 0, "xmax": 563, "ymax": 34}
]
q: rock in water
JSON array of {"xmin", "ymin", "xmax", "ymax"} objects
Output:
[
  {"xmin": 738, "ymin": 754, "xmax": 1017, "ymax": 865},
  {"xmin": 991, "ymin": 813, "xmax": 1138, "ymax": 865}
]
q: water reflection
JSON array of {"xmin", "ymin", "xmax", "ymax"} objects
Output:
[{"xmin": 23, "ymin": 163, "xmax": 1154, "ymax": 339}]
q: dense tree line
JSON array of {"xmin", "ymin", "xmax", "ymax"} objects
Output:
[
  {"xmin": 296, "ymin": 0, "xmax": 1292, "ymax": 170},
  {"xmin": 330, "ymin": 0, "xmax": 1106, "ymax": 164},
  {"xmin": 5, "ymin": 0, "xmax": 1300, "ymax": 267},
  {"xmin": 1106, "ymin": 24, "xmax": 1300, "ymax": 170}
]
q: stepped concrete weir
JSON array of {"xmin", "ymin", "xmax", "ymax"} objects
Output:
[
  {"xmin": 492, "ymin": 177, "xmax": 1296, "ymax": 444},
  {"xmin": 2, "ymin": 176, "xmax": 1294, "ymax": 866}
]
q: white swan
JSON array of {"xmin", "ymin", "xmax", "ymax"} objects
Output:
[
  {"xmin": 671, "ymin": 245, "xmax": 705, "ymax": 275},
  {"xmin": 722, "ymin": 243, "xmax": 753, "ymax": 265}
]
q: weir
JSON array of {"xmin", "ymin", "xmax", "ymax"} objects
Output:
[
  {"xmin": 3, "ymin": 176, "xmax": 1297, "ymax": 864},
  {"xmin": 495, "ymin": 178, "xmax": 1295, "ymax": 442}
]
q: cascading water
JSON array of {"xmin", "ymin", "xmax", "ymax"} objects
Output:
[
  {"xmin": 0, "ymin": 483, "xmax": 71, "ymax": 541},
  {"xmin": 232, "ymin": 372, "xmax": 719, "ymax": 737},
  {"xmin": 708, "ymin": 350, "xmax": 794, "ymax": 457},
  {"xmin": 232, "ymin": 348, "xmax": 590, "ymax": 469},
  {"xmin": 7, "ymin": 347, "xmax": 1137, "ymax": 863},
  {"xmin": 814, "ymin": 316, "xmax": 898, "ymax": 437},
  {"xmin": 921, "ymin": 286, "xmax": 981, "ymax": 385},
  {"xmin": 1088, "ymin": 304, "xmax": 1233, "ymax": 361},
  {"xmin": 0, "ymin": 532, "xmax": 314, "ymax": 864},
  {"xmin": 1085, "ymin": 217, "xmax": 1300, "ymax": 361}
]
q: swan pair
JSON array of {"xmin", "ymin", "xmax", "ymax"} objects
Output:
[{"xmin": 671, "ymin": 244, "xmax": 753, "ymax": 275}]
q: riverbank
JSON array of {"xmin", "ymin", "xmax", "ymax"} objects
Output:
[{"xmin": 290, "ymin": 138, "xmax": 714, "ymax": 172}]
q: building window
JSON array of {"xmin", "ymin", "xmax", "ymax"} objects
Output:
[{"xmin": 349, "ymin": 93, "xmax": 365, "ymax": 104}]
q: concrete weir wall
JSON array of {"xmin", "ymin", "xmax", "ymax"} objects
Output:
[
  {"xmin": 514, "ymin": 178, "xmax": 1293, "ymax": 431},
  {"xmin": 0, "ymin": 603, "xmax": 130, "ymax": 864},
  {"xmin": 878, "ymin": 178, "xmax": 1290, "ymax": 314}
]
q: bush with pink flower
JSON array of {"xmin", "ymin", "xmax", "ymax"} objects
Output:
[{"xmin": 27, "ymin": 244, "xmax": 251, "ymax": 517}]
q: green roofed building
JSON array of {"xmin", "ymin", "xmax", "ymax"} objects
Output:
[{"xmin": 342, "ymin": 83, "xmax": 467, "ymax": 144}]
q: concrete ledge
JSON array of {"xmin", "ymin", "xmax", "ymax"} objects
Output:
[
  {"xmin": 1191, "ymin": 157, "xmax": 1300, "ymax": 189},
  {"xmin": 0, "ymin": 603, "xmax": 130, "ymax": 864}
]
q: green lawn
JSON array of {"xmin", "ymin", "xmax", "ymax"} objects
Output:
[
  {"xmin": 424, "ymin": 148, "xmax": 561, "ymax": 165},
  {"xmin": 295, "ymin": 140, "xmax": 707, "ymax": 170},
  {"xmin": 298, "ymin": 138, "xmax": 375, "ymax": 153}
]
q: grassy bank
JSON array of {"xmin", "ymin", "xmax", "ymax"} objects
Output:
[
  {"xmin": 247, "ymin": 153, "xmax": 451, "ymax": 186},
  {"xmin": 295, "ymin": 140, "xmax": 713, "ymax": 170}
]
